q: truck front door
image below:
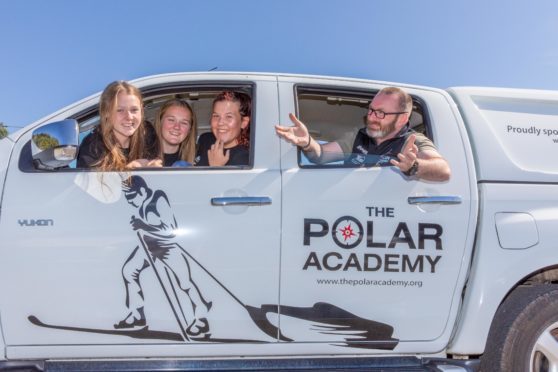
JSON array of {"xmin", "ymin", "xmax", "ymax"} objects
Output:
[{"xmin": 0, "ymin": 75, "xmax": 282, "ymax": 359}]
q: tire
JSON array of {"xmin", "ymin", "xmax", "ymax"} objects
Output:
[{"xmin": 481, "ymin": 284, "xmax": 558, "ymax": 372}]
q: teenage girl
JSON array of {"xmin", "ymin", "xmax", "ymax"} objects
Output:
[{"xmin": 195, "ymin": 91, "xmax": 250, "ymax": 166}]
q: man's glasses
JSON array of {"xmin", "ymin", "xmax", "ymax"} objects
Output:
[{"xmin": 367, "ymin": 108, "xmax": 408, "ymax": 119}]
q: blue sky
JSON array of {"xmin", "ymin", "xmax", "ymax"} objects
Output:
[{"xmin": 1, "ymin": 0, "xmax": 558, "ymax": 130}]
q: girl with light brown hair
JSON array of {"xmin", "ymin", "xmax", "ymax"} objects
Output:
[{"xmin": 153, "ymin": 99, "xmax": 197, "ymax": 166}]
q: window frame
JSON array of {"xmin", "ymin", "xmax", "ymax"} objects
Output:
[
  {"xmin": 293, "ymin": 84, "xmax": 432, "ymax": 169},
  {"xmin": 20, "ymin": 81, "xmax": 257, "ymax": 173}
]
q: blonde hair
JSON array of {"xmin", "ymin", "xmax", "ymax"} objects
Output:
[
  {"xmin": 154, "ymin": 99, "xmax": 197, "ymax": 163},
  {"xmin": 96, "ymin": 81, "xmax": 145, "ymax": 171}
]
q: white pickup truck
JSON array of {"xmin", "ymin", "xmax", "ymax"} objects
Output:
[{"xmin": 1, "ymin": 72, "xmax": 557, "ymax": 372}]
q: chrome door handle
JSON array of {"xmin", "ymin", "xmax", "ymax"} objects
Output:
[
  {"xmin": 211, "ymin": 196, "xmax": 272, "ymax": 206},
  {"xmin": 407, "ymin": 196, "xmax": 462, "ymax": 205}
]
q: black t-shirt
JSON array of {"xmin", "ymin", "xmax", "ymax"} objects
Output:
[
  {"xmin": 344, "ymin": 125, "xmax": 425, "ymax": 167},
  {"xmin": 76, "ymin": 125, "xmax": 158, "ymax": 168},
  {"xmin": 76, "ymin": 130, "xmax": 118, "ymax": 168},
  {"xmin": 195, "ymin": 132, "xmax": 249, "ymax": 166},
  {"xmin": 163, "ymin": 152, "xmax": 180, "ymax": 167}
]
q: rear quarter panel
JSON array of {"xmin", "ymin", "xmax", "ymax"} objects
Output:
[{"xmin": 447, "ymin": 87, "xmax": 558, "ymax": 354}]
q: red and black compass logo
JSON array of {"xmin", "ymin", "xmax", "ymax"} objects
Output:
[{"xmin": 332, "ymin": 216, "xmax": 363, "ymax": 249}]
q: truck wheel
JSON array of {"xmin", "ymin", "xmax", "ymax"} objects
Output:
[{"xmin": 481, "ymin": 284, "xmax": 558, "ymax": 372}]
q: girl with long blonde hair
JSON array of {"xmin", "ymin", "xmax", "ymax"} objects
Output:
[{"xmin": 77, "ymin": 81, "xmax": 160, "ymax": 170}]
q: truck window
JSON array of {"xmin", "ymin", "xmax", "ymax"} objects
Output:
[
  {"xmin": 295, "ymin": 86, "xmax": 428, "ymax": 167},
  {"xmin": 72, "ymin": 85, "xmax": 254, "ymax": 170}
]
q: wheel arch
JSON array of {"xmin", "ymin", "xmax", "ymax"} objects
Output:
[
  {"xmin": 448, "ymin": 264, "xmax": 558, "ymax": 356},
  {"xmin": 480, "ymin": 282, "xmax": 558, "ymax": 371}
]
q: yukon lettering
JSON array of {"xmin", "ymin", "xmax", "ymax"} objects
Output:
[{"xmin": 17, "ymin": 219, "xmax": 53, "ymax": 227}]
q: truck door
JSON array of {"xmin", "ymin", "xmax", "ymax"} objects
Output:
[
  {"xmin": 0, "ymin": 76, "xmax": 282, "ymax": 359},
  {"xmin": 277, "ymin": 77, "xmax": 477, "ymax": 353}
]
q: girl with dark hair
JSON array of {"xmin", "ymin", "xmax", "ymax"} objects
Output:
[{"xmin": 195, "ymin": 91, "xmax": 251, "ymax": 166}]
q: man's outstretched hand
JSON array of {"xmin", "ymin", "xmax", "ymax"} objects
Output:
[{"xmin": 390, "ymin": 134, "xmax": 418, "ymax": 173}]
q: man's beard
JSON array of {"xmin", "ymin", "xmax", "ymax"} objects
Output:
[{"xmin": 366, "ymin": 118, "xmax": 397, "ymax": 139}]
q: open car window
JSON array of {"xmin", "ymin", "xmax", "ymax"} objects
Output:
[
  {"xmin": 70, "ymin": 83, "xmax": 254, "ymax": 170},
  {"xmin": 295, "ymin": 86, "xmax": 429, "ymax": 168}
]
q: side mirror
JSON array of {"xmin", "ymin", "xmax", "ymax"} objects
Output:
[{"xmin": 32, "ymin": 119, "xmax": 79, "ymax": 170}]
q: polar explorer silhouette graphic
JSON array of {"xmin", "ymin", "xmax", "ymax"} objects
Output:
[
  {"xmin": 117, "ymin": 176, "xmax": 211, "ymax": 339},
  {"xmin": 28, "ymin": 175, "xmax": 399, "ymax": 349}
]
